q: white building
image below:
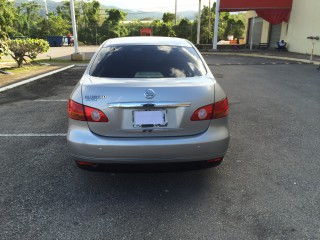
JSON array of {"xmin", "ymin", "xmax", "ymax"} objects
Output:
[{"xmin": 245, "ymin": 0, "xmax": 320, "ymax": 55}]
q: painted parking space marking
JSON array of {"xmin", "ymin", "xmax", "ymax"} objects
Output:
[
  {"xmin": 0, "ymin": 133, "xmax": 67, "ymax": 137},
  {"xmin": 34, "ymin": 100, "xmax": 68, "ymax": 102},
  {"xmin": 0, "ymin": 65, "xmax": 74, "ymax": 93},
  {"xmin": 208, "ymin": 61, "xmax": 305, "ymax": 66}
]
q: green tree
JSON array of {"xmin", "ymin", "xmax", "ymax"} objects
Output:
[
  {"xmin": 199, "ymin": 6, "xmax": 214, "ymax": 43},
  {"xmin": 174, "ymin": 18, "xmax": 193, "ymax": 41},
  {"xmin": 0, "ymin": 0, "xmax": 15, "ymax": 34},
  {"xmin": 55, "ymin": 0, "xmax": 104, "ymax": 44},
  {"xmin": 56, "ymin": 0, "xmax": 79, "ymax": 25},
  {"xmin": 46, "ymin": 13, "xmax": 71, "ymax": 36},
  {"xmin": 162, "ymin": 12, "xmax": 175, "ymax": 23},
  {"xmin": 99, "ymin": 9, "xmax": 128, "ymax": 40},
  {"xmin": 14, "ymin": 2, "xmax": 43, "ymax": 37},
  {"xmin": 199, "ymin": 3, "xmax": 245, "ymax": 44},
  {"xmin": 105, "ymin": 9, "xmax": 127, "ymax": 23},
  {"xmin": 0, "ymin": 29, "xmax": 10, "ymax": 59},
  {"xmin": 55, "ymin": 0, "xmax": 80, "ymax": 34},
  {"xmin": 223, "ymin": 17, "xmax": 245, "ymax": 39},
  {"xmin": 152, "ymin": 19, "xmax": 176, "ymax": 37},
  {"xmin": 78, "ymin": 0, "xmax": 101, "ymax": 44},
  {"xmin": 8, "ymin": 38, "xmax": 49, "ymax": 67}
]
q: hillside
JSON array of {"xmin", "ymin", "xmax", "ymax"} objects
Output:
[
  {"xmin": 124, "ymin": 9, "xmax": 197, "ymax": 21},
  {"xmin": 13, "ymin": 0, "xmax": 197, "ymax": 21}
]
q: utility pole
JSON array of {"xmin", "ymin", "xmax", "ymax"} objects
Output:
[
  {"xmin": 208, "ymin": 0, "xmax": 211, "ymax": 29},
  {"xmin": 70, "ymin": 0, "xmax": 79, "ymax": 54},
  {"xmin": 250, "ymin": 16, "xmax": 255, "ymax": 50},
  {"xmin": 208, "ymin": 0, "xmax": 211, "ymax": 40},
  {"xmin": 43, "ymin": 0, "xmax": 48, "ymax": 19},
  {"xmin": 197, "ymin": 0, "xmax": 201, "ymax": 44},
  {"xmin": 213, "ymin": 0, "xmax": 220, "ymax": 50},
  {"xmin": 70, "ymin": 0, "xmax": 85, "ymax": 60},
  {"xmin": 175, "ymin": 0, "xmax": 177, "ymax": 24}
]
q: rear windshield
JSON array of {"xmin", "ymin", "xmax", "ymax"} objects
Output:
[{"xmin": 89, "ymin": 45, "xmax": 207, "ymax": 78}]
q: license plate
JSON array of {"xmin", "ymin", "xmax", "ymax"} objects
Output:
[{"xmin": 133, "ymin": 110, "xmax": 167, "ymax": 127}]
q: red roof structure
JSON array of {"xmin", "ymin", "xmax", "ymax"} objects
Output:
[
  {"xmin": 140, "ymin": 28, "xmax": 152, "ymax": 36},
  {"xmin": 219, "ymin": 0, "xmax": 293, "ymax": 24}
]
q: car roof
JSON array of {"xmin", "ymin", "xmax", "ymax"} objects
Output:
[{"xmin": 102, "ymin": 37, "xmax": 193, "ymax": 47}]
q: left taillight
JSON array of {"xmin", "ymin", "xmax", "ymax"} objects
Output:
[
  {"xmin": 68, "ymin": 99, "xmax": 108, "ymax": 122},
  {"xmin": 68, "ymin": 99, "xmax": 85, "ymax": 121},
  {"xmin": 191, "ymin": 98, "xmax": 229, "ymax": 121}
]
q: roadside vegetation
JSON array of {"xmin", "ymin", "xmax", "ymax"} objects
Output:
[
  {"xmin": 0, "ymin": 0, "xmax": 245, "ymax": 68},
  {"xmin": 1, "ymin": 0, "xmax": 245, "ymax": 44},
  {"xmin": 7, "ymin": 39, "xmax": 49, "ymax": 67}
]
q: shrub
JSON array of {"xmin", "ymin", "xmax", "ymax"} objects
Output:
[{"xmin": 8, "ymin": 38, "xmax": 49, "ymax": 67}]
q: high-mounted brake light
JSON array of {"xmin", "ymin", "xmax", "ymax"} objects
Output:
[
  {"xmin": 68, "ymin": 99, "xmax": 109, "ymax": 122},
  {"xmin": 191, "ymin": 98, "xmax": 228, "ymax": 121}
]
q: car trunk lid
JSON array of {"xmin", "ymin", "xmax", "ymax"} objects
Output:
[{"xmin": 81, "ymin": 76, "xmax": 215, "ymax": 137}]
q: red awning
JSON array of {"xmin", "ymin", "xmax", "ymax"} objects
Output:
[
  {"xmin": 220, "ymin": 0, "xmax": 292, "ymax": 11},
  {"xmin": 255, "ymin": 9, "xmax": 291, "ymax": 25},
  {"xmin": 219, "ymin": 0, "xmax": 293, "ymax": 24}
]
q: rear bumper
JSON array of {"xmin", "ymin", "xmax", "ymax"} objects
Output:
[{"xmin": 67, "ymin": 119, "xmax": 230, "ymax": 164}]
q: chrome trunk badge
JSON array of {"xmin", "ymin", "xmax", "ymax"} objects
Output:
[
  {"xmin": 144, "ymin": 89, "xmax": 156, "ymax": 99},
  {"xmin": 84, "ymin": 95, "xmax": 107, "ymax": 101}
]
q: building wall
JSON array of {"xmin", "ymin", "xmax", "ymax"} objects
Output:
[
  {"xmin": 244, "ymin": 11, "xmax": 257, "ymax": 43},
  {"xmin": 261, "ymin": 21, "xmax": 270, "ymax": 43},
  {"xmin": 280, "ymin": 22, "xmax": 288, "ymax": 41},
  {"xmin": 245, "ymin": 11, "xmax": 270, "ymax": 45},
  {"xmin": 287, "ymin": 0, "xmax": 320, "ymax": 55},
  {"xmin": 245, "ymin": 1, "xmax": 320, "ymax": 55}
]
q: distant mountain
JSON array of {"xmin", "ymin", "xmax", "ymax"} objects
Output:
[
  {"xmin": 177, "ymin": 11, "xmax": 198, "ymax": 20},
  {"xmin": 124, "ymin": 9, "xmax": 197, "ymax": 21},
  {"xmin": 14, "ymin": 0, "xmax": 61, "ymax": 15},
  {"xmin": 13, "ymin": 0, "xmax": 197, "ymax": 21}
]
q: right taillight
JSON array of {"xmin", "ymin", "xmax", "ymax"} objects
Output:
[
  {"xmin": 212, "ymin": 97, "xmax": 229, "ymax": 119},
  {"xmin": 68, "ymin": 99, "xmax": 109, "ymax": 122},
  {"xmin": 191, "ymin": 98, "xmax": 228, "ymax": 121}
]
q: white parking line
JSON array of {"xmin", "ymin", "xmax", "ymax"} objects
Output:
[
  {"xmin": 0, "ymin": 134, "xmax": 67, "ymax": 137},
  {"xmin": 34, "ymin": 100, "xmax": 68, "ymax": 102},
  {"xmin": 0, "ymin": 65, "xmax": 75, "ymax": 93}
]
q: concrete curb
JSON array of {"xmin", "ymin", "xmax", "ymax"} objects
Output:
[
  {"xmin": 0, "ymin": 65, "xmax": 75, "ymax": 93},
  {"xmin": 202, "ymin": 52, "xmax": 320, "ymax": 65}
]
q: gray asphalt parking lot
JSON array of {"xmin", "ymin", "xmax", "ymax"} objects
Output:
[{"xmin": 0, "ymin": 55, "xmax": 319, "ymax": 239}]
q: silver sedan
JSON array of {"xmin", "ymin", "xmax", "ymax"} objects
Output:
[{"xmin": 67, "ymin": 37, "xmax": 230, "ymax": 169}]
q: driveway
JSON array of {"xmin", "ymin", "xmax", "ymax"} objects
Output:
[
  {"xmin": 0, "ymin": 55, "xmax": 319, "ymax": 239},
  {"xmin": 37, "ymin": 45, "xmax": 99, "ymax": 61}
]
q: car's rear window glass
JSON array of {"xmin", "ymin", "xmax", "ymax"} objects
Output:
[{"xmin": 89, "ymin": 45, "xmax": 207, "ymax": 78}]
